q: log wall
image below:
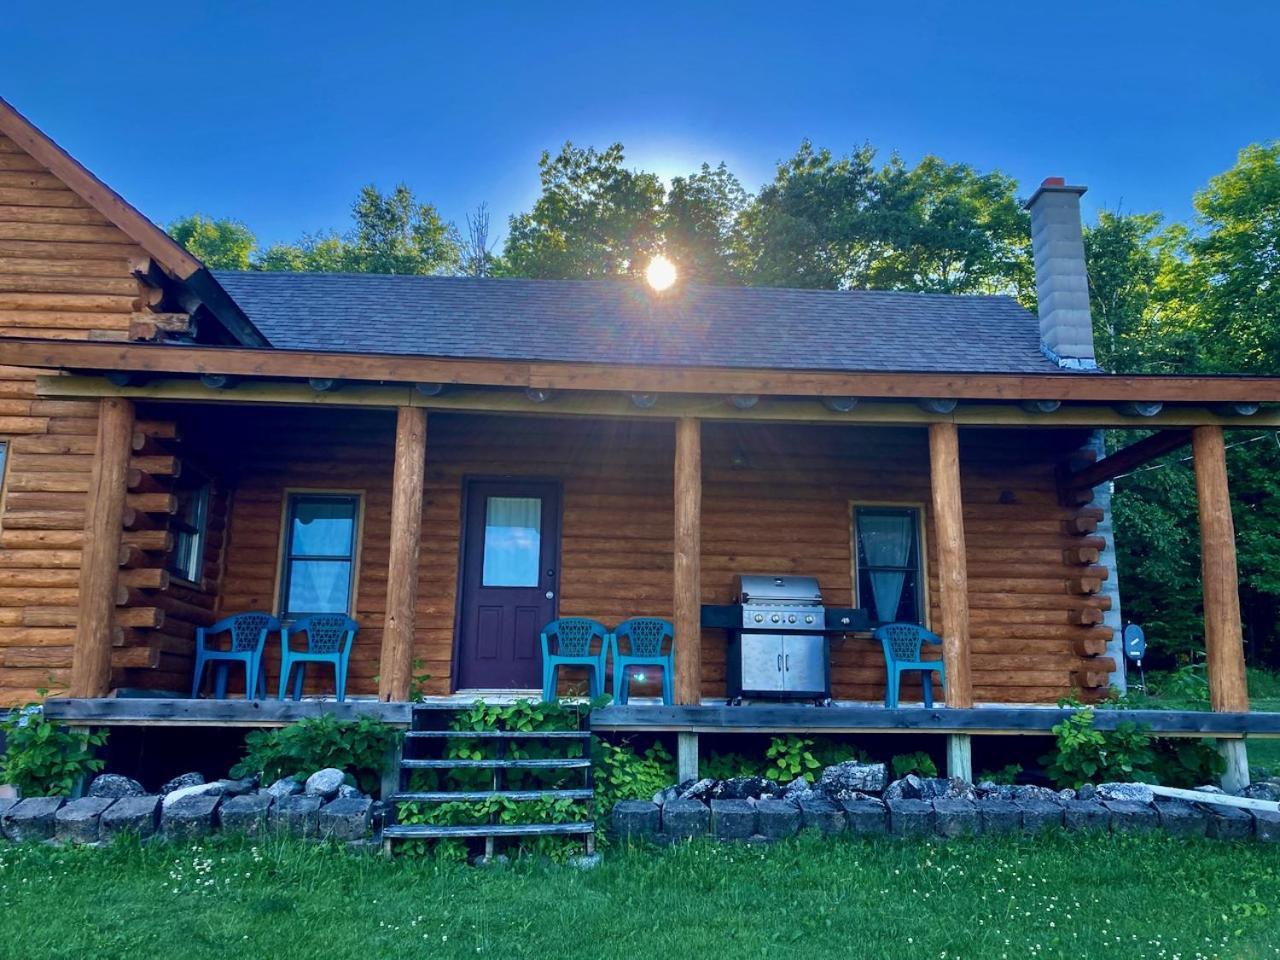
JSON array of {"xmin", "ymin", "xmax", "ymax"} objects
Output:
[{"xmin": 209, "ymin": 407, "xmax": 1114, "ymax": 704}]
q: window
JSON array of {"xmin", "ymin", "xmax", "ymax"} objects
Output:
[
  {"xmin": 279, "ymin": 493, "xmax": 360, "ymax": 618},
  {"xmin": 167, "ymin": 469, "xmax": 210, "ymax": 583},
  {"xmin": 481, "ymin": 496, "xmax": 541, "ymax": 587},
  {"xmin": 853, "ymin": 506, "xmax": 924, "ymax": 625}
]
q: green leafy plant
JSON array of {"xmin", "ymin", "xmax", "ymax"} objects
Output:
[
  {"xmin": 765, "ymin": 736, "xmax": 823, "ymax": 782},
  {"xmin": 891, "ymin": 751, "xmax": 938, "ymax": 779},
  {"xmin": 977, "ymin": 763, "xmax": 1023, "ymax": 785},
  {"xmin": 1042, "ymin": 709, "xmax": 1156, "ymax": 788},
  {"xmin": 0, "ymin": 699, "xmax": 107, "ymax": 797},
  {"xmin": 699, "ymin": 751, "xmax": 755, "ymax": 781},
  {"xmin": 595, "ymin": 739, "xmax": 674, "ymax": 810},
  {"xmin": 231, "ymin": 714, "xmax": 400, "ymax": 795},
  {"xmin": 1151, "ymin": 738, "xmax": 1226, "ymax": 787},
  {"xmin": 1159, "ymin": 663, "xmax": 1211, "ymax": 705}
]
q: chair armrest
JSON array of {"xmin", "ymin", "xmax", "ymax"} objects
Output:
[
  {"xmin": 540, "ymin": 631, "xmax": 551, "ymax": 660},
  {"xmin": 921, "ymin": 629, "xmax": 945, "ymax": 646}
]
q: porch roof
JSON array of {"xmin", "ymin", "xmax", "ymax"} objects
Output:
[{"xmin": 213, "ymin": 271, "xmax": 1061, "ymax": 376}]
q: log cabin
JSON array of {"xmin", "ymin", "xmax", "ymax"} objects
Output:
[{"xmin": 1, "ymin": 95, "xmax": 1278, "ymax": 787}]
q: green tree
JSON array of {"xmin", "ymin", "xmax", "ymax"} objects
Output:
[
  {"xmin": 663, "ymin": 163, "xmax": 748, "ymax": 284},
  {"xmin": 168, "ymin": 214, "xmax": 256, "ymax": 270}
]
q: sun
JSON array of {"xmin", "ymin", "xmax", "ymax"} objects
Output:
[{"xmin": 645, "ymin": 254, "xmax": 678, "ymax": 291}]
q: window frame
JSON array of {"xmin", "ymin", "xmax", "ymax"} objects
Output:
[
  {"xmin": 849, "ymin": 501, "xmax": 930, "ymax": 628},
  {"xmin": 275, "ymin": 489, "xmax": 364, "ymax": 621},
  {"xmin": 166, "ymin": 465, "xmax": 212, "ymax": 585},
  {"xmin": 0, "ymin": 439, "xmax": 9, "ymax": 537}
]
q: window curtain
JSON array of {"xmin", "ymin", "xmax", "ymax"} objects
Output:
[
  {"xmin": 859, "ymin": 512, "xmax": 915, "ymax": 622},
  {"xmin": 482, "ymin": 497, "xmax": 541, "ymax": 586}
]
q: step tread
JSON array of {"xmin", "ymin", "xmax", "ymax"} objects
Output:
[
  {"xmin": 401, "ymin": 757, "xmax": 590, "ymax": 770},
  {"xmin": 393, "ymin": 788, "xmax": 593, "ymax": 803},
  {"xmin": 407, "ymin": 730, "xmax": 590, "ymax": 739},
  {"xmin": 383, "ymin": 821, "xmax": 595, "ymax": 839}
]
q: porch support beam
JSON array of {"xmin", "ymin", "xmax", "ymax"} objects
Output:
[
  {"xmin": 379, "ymin": 407, "xmax": 428, "ymax": 702},
  {"xmin": 1192, "ymin": 424, "xmax": 1250, "ymax": 790},
  {"xmin": 673, "ymin": 417, "xmax": 703, "ymax": 781},
  {"xmin": 928, "ymin": 422, "xmax": 974, "ymax": 709},
  {"xmin": 70, "ymin": 396, "xmax": 135, "ymax": 698},
  {"xmin": 1062, "ymin": 429, "xmax": 1191, "ymax": 492}
]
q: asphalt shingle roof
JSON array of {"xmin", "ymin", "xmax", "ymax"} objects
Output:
[{"xmin": 213, "ymin": 271, "xmax": 1061, "ymax": 375}]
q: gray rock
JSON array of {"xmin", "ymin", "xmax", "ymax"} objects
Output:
[
  {"xmin": 336, "ymin": 784, "xmax": 364, "ymax": 800},
  {"xmin": 87, "ymin": 774, "xmax": 144, "ymax": 799},
  {"xmin": 611, "ymin": 800, "xmax": 659, "ymax": 841},
  {"xmin": 652, "ymin": 786, "xmax": 679, "ymax": 806},
  {"xmin": 817, "ymin": 761, "xmax": 887, "ymax": 800},
  {"xmin": 883, "ymin": 775, "xmax": 924, "ymax": 801},
  {"xmin": 568, "ymin": 852, "xmax": 603, "ymax": 870},
  {"xmin": 272, "ymin": 794, "xmax": 323, "ymax": 837},
  {"xmin": 932, "ymin": 798, "xmax": 979, "ymax": 838},
  {"xmin": 319, "ymin": 797, "xmax": 373, "ymax": 841},
  {"xmin": 1062, "ymin": 798, "xmax": 1110, "ymax": 832},
  {"xmin": 163, "ymin": 781, "xmax": 225, "ymax": 809},
  {"xmin": 160, "ymin": 772, "xmax": 204, "ymax": 794},
  {"xmin": 977, "ymin": 782, "xmax": 1017, "ymax": 801},
  {"xmin": 162, "ymin": 795, "xmax": 220, "ymax": 840},
  {"xmin": 99, "ymin": 796, "xmax": 160, "ymax": 840},
  {"xmin": 1240, "ymin": 782, "xmax": 1280, "ymax": 802},
  {"xmin": 713, "ymin": 776, "xmax": 779, "ymax": 801},
  {"xmin": 54, "ymin": 797, "xmax": 115, "ymax": 843},
  {"xmin": 1076, "ymin": 783, "xmax": 1097, "ymax": 801},
  {"xmin": 841, "ymin": 797, "xmax": 888, "ymax": 835},
  {"xmin": 679, "ymin": 778, "xmax": 717, "ymax": 801},
  {"xmin": 1103, "ymin": 800, "xmax": 1158, "ymax": 833},
  {"xmin": 1155, "ymin": 800, "xmax": 1207, "ymax": 837},
  {"xmin": 756, "ymin": 799, "xmax": 800, "ymax": 839},
  {"xmin": 888, "ymin": 798, "xmax": 935, "ymax": 837},
  {"xmin": 976, "ymin": 798, "xmax": 1021, "ymax": 835},
  {"xmin": 1014, "ymin": 784, "xmax": 1064, "ymax": 804},
  {"xmin": 265, "ymin": 777, "xmax": 304, "ymax": 802},
  {"xmin": 1016, "ymin": 799, "xmax": 1064, "ymax": 832},
  {"xmin": 2, "ymin": 797, "xmax": 64, "ymax": 842},
  {"xmin": 1202, "ymin": 804, "xmax": 1253, "ymax": 841},
  {"xmin": 710, "ymin": 799, "xmax": 757, "ymax": 840},
  {"xmin": 661, "ymin": 798, "xmax": 709, "ymax": 840},
  {"xmin": 799, "ymin": 797, "xmax": 845, "ymax": 836},
  {"xmin": 1251, "ymin": 808, "xmax": 1280, "ymax": 843},
  {"xmin": 304, "ymin": 768, "xmax": 346, "ymax": 801},
  {"xmin": 0, "ymin": 797, "xmax": 17, "ymax": 826},
  {"xmin": 1097, "ymin": 782, "xmax": 1154, "ymax": 804},
  {"xmin": 219, "ymin": 776, "xmax": 258, "ymax": 797},
  {"xmin": 782, "ymin": 776, "xmax": 811, "ymax": 799},
  {"xmin": 219, "ymin": 794, "xmax": 273, "ymax": 835}
]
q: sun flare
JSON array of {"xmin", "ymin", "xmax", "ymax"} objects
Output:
[{"xmin": 645, "ymin": 254, "xmax": 678, "ymax": 291}]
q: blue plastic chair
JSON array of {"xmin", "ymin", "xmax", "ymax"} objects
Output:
[
  {"xmin": 873, "ymin": 622, "xmax": 947, "ymax": 708},
  {"xmin": 540, "ymin": 617, "xmax": 609, "ymax": 701},
  {"xmin": 610, "ymin": 617, "xmax": 675, "ymax": 705},
  {"xmin": 278, "ymin": 614, "xmax": 359, "ymax": 702},
  {"xmin": 191, "ymin": 612, "xmax": 280, "ymax": 700}
]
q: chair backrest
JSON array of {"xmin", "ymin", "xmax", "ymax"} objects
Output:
[
  {"xmin": 209, "ymin": 612, "xmax": 280, "ymax": 653},
  {"xmin": 291, "ymin": 614, "xmax": 359, "ymax": 654},
  {"xmin": 873, "ymin": 622, "xmax": 939, "ymax": 663},
  {"xmin": 614, "ymin": 618, "xmax": 673, "ymax": 657},
  {"xmin": 543, "ymin": 617, "xmax": 608, "ymax": 657}
]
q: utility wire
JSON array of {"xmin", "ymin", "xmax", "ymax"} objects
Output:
[{"xmin": 1112, "ymin": 431, "xmax": 1280, "ymax": 482}]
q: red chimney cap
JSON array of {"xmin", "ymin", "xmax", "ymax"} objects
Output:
[
  {"xmin": 1024, "ymin": 177, "xmax": 1087, "ymax": 209},
  {"xmin": 1041, "ymin": 176, "xmax": 1066, "ymax": 187}
]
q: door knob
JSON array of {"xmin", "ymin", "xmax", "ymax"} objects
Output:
[{"xmin": 545, "ymin": 591, "xmax": 555, "ymax": 600}]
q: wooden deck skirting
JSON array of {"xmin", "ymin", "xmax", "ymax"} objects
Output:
[{"xmin": 40, "ymin": 697, "xmax": 1280, "ymax": 739}]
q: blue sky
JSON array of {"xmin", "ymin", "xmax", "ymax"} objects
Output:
[{"xmin": 3, "ymin": 1, "xmax": 1277, "ymax": 249}]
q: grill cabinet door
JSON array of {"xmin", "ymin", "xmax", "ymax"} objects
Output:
[
  {"xmin": 739, "ymin": 633, "xmax": 786, "ymax": 693},
  {"xmin": 782, "ymin": 635, "xmax": 826, "ymax": 694}
]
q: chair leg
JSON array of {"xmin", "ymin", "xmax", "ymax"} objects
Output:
[
  {"xmin": 292, "ymin": 663, "xmax": 305, "ymax": 701},
  {"xmin": 277, "ymin": 659, "xmax": 291, "ymax": 701},
  {"xmin": 661, "ymin": 664, "xmax": 673, "ymax": 706},
  {"xmin": 245, "ymin": 660, "xmax": 258, "ymax": 702},
  {"xmin": 886, "ymin": 669, "xmax": 899, "ymax": 709},
  {"xmin": 616, "ymin": 664, "xmax": 629, "ymax": 706},
  {"xmin": 542, "ymin": 663, "xmax": 556, "ymax": 703},
  {"xmin": 922, "ymin": 671, "xmax": 934, "ymax": 708},
  {"xmin": 191, "ymin": 654, "xmax": 204, "ymax": 699},
  {"xmin": 334, "ymin": 660, "xmax": 344, "ymax": 703},
  {"xmin": 214, "ymin": 663, "xmax": 229, "ymax": 700}
]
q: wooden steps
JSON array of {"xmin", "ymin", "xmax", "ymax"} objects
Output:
[{"xmin": 384, "ymin": 704, "xmax": 596, "ymax": 857}]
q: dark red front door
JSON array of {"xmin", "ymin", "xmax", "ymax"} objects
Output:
[{"xmin": 455, "ymin": 478, "xmax": 561, "ymax": 690}]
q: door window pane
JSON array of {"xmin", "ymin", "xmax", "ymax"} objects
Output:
[
  {"xmin": 281, "ymin": 494, "xmax": 359, "ymax": 617},
  {"xmin": 482, "ymin": 496, "xmax": 541, "ymax": 587}
]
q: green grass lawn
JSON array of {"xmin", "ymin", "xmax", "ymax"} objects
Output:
[{"xmin": 2, "ymin": 833, "xmax": 1278, "ymax": 959}]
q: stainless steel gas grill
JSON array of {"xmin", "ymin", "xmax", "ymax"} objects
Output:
[{"xmin": 701, "ymin": 574, "xmax": 869, "ymax": 703}]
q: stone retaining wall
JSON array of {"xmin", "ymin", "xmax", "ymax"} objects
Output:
[
  {"xmin": 612, "ymin": 794, "xmax": 1280, "ymax": 844},
  {"xmin": 0, "ymin": 793, "xmax": 385, "ymax": 846}
]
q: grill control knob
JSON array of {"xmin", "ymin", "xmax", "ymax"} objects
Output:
[
  {"xmin": 770, "ymin": 614, "xmax": 780, "ymax": 623},
  {"xmin": 804, "ymin": 615, "xmax": 815, "ymax": 624},
  {"xmin": 753, "ymin": 614, "xmax": 764, "ymax": 623},
  {"xmin": 787, "ymin": 614, "xmax": 797, "ymax": 623}
]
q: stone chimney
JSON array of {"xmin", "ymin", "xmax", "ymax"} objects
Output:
[{"xmin": 1025, "ymin": 178, "xmax": 1096, "ymax": 369}]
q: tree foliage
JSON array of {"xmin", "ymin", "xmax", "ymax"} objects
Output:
[{"xmin": 168, "ymin": 213, "xmax": 256, "ymax": 270}]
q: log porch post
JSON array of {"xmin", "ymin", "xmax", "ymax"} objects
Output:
[
  {"xmin": 379, "ymin": 407, "xmax": 428, "ymax": 702},
  {"xmin": 70, "ymin": 396, "xmax": 135, "ymax": 698},
  {"xmin": 928, "ymin": 421, "xmax": 974, "ymax": 781},
  {"xmin": 1191, "ymin": 424, "xmax": 1250, "ymax": 790},
  {"xmin": 673, "ymin": 417, "xmax": 702, "ymax": 781}
]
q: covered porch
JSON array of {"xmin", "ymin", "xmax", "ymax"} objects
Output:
[{"xmin": 7, "ymin": 337, "xmax": 1277, "ymax": 786}]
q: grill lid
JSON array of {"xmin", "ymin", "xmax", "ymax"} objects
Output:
[{"xmin": 734, "ymin": 574, "xmax": 823, "ymax": 605}]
